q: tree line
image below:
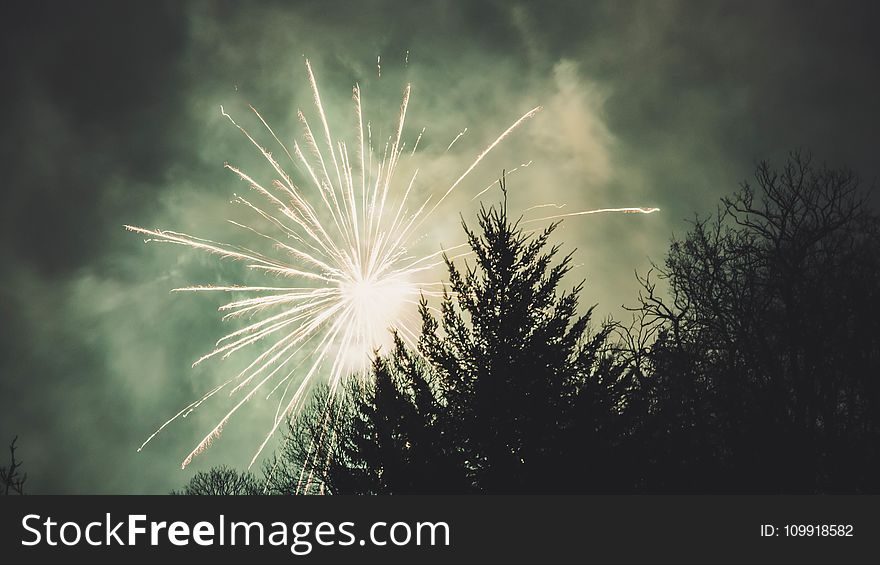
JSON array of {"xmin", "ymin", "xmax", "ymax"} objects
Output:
[{"xmin": 177, "ymin": 152, "xmax": 880, "ymax": 494}]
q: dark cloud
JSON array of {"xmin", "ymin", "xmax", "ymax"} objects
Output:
[
  {"xmin": 1, "ymin": 1, "xmax": 189, "ymax": 275},
  {"xmin": 1, "ymin": 0, "xmax": 877, "ymax": 493}
]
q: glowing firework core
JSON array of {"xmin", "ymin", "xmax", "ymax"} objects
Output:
[{"xmin": 339, "ymin": 273, "xmax": 412, "ymax": 366}]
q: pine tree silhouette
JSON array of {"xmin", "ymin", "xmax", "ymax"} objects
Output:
[
  {"xmin": 418, "ymin": 191, "xmax": 626, "ymax": 492},
  {"xmin": 265, "ymin": 334, "xmax": 467, "ymax": 494}
]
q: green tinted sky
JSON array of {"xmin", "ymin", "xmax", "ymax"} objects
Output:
[{"xmin": 1, "ymin": 0, "xmax": 878, "ymax": 493}]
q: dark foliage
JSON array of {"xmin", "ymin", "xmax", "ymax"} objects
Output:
[
  {"xmin": 180, "ymin": 154, "xmax": 880, "ymax": 494},
  {"xmin": 416, "ymin": 197, "xmax": 627, "ymax": 492},
  {"xmin": 627, "ymin": 152, "xmax": 880, "ymax": 492},
  {"xmin": 265, "ymin": 335, "xmax": 468, "ymax": 495}
]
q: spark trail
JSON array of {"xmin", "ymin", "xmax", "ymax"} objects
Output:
[{"xmin": 128, "ymin": 59, "xmax": 657, "ymax": 470}]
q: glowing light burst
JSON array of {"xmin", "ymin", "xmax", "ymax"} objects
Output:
[{"xmin": 127, "ymin": 59, "xmax": 658, "ymax": 470}]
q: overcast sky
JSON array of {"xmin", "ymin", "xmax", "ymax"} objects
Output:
[{"xmin": 2, "ymin": 0, "xmax": 878, "ymax": 493}]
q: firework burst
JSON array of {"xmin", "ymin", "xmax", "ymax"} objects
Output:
[{"xmin": 127, "ymin": 59, "xmax": 657, "ymax": 470}]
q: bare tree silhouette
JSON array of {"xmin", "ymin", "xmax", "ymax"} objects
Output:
[
  {"xmin": 627, "ymin": 152, "xmax": 880, "ymax": 492},
  {"xmin": 1, "ymin": 436, "xmax": 26, "ymax": 495},
  {"xmin": 172, "ymin": 465, "xmax": 261, "ymax": 495}
]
